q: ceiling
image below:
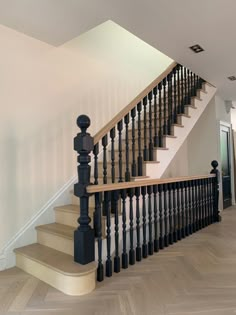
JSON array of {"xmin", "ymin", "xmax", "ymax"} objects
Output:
[{"xmin": 1, "ymin": 0, "xmax": 236, "ymax": 100}]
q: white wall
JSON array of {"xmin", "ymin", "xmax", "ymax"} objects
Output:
[{"xmin": 0, "ymin": 20, "xmax": 173, "ymax": 268}]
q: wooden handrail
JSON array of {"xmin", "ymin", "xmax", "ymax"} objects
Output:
[
  {"xmin": 93, "ymin": 61, "xmax": 177, "ymax": 144},
  {"xmin": 87, "ymin": 174, "xmax": 216, "ymax": 193}
]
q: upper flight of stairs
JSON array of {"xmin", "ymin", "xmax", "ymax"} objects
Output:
[{"xmin": 14, "ymin": 65, "xmax": 217, "ymax": 296}]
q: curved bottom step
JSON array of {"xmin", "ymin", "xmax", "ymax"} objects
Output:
[{"xmin": 14, "ymin": 243, "xmax": 96, "ymax": 296}]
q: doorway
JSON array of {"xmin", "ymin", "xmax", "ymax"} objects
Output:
[{"xmin": 220, "ymin": 125, "xmax": 232, "ymax": 209}]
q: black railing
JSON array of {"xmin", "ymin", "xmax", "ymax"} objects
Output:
[
  {"xmin": 73, "ymin": 117, "xmax": 220, "ymax": 274},
  {"xmin": 88, "ymin": 64, "xmax": 205, "ymax": 185},
  {"xmin": 72, "ymin": 63, "xmax": 210, "ymax": 270},
  {"xmin": 88, "ymin": 166, "xmax": 220, "ymax": 282}
]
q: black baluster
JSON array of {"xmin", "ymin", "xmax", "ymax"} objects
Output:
[
  {"xmin": 117, "ymin": 120, "xmax": 123, "ymax": 182},
  {"xmin": 184, "ymin": 181, "xmax": 189, "ymax": 236},
  {"xmin": 177, "ymin": 182, "xmax": 181, "ymax": 240},
  {"xmin": 143, "ymin": 96, "xmax": 149, "ymax": 161},
  {"xmin": 153, "ymin": 185, "xmax": 159, "ymax": 252},
  {"xmin": 192, "ymin": 180, "xmax": 196, "ymax": 233},
  {"xmin": 131, "ymin": 108, "xmax": 137, "ymax": 177},
  {"xmin": 177, "ymin": 65, "xmax": 181, "ymax": 114},
  {"xmin": 141, "ymin": 186, "xmax": 148, "ymax": 258},
  {"xmin": 168, "ymin": 183, "xmax": 173, "ymax": 245},
  {"xmin": 199, "ymin": 179, "xmax": 203, "ymax": 229},
  {"xmin": 110, "ymin": 127, "xmax": 116, "ymax": 183},
  {"xmin": 210, "ymin": 160, "xmax": 221, "ymax": 222},
  {"xmin": 180, "ymin": 181, "xmax": 185, "ymax": 238},
  {"xmin": 199, "ymin": 77, "xmax": 203, "ymax": 89},
  {"xmin": 188, "ymin": 181, "xmax": 193, "ymax": 235},
  {"xmin": 197, "ymin": 75, "xmax": 202, "ymax": 90},
  {"xmin": 167, "ymin": 72, "xmax": 173, "ymax": 135},
  {"xmin": 158, "ymin": 82, "xmax": 163, "ymax": 147},
  {"xmin": 135, "ymin": 187, "xmax": 142, "ymax": 261},
  {"xmin": 183, "ymin": 67, "xmax": 186, "ymax": 105},
  {"xmin": 153, "ymin": 86, "xmax": 159, "ymax": 147},
  {"xmin": 148, "ymin": 91, "xmax": 154, "ymax": 160},
  {"xmin": 93, "ymin": 143, "xmax": 99, "ymax": 185},
  {"xmin": 128, "ymin": 188, "xmax": 135, "ymax": 265},
  {"xmin": 193, "ymin": 74, "xmax": 197, "ymax": 96},
  {"xmin": 113, "ymin": 190, "xmax": 120, "ymax": 273},
  {"xmin": 121, "ymin": 189, "xmax": 128, "ymax": 269},
  {"xmin": 163, "ymin": 183, "xmax": 169, "ymax": 247},
  {"xmin": 195, "ymin": 180, "xmax": 200, "ymax": 231},
  {"xmin": 74, "ymin": 115, "xmax": 94, "ymax": 265},
  {"xmin": 173, "ymin": 67, "xmax": 178, "ymax": 124},
  {"xmin": 158, "ymin": 184, "xmax": 164, "ymax": 249},
  {"xmin": 181, "ymin": 65, "xmax": 185, "ymax": 112},
  {"xmin": 163, "ymin": 78, "xmax": 168, "ymax": 135},
  {"xmin": 102, "ymin": 135, "xmax": 108, "ymax": 184},
  {"xmin": 190, "ymin": 71, "xmax": 194, "ymax": 97},
  {"xmin": 147, "ymin": 186, "xmax": 154, "ymax": 255},
  {"xmin": 205, "ymin": 178, "xmax": 210, "ymax": 226},
  {"xmin": 95, "ymin": 192, "xmax": 104, "ymax": 281},
  {"xmin": 208, "ymin": 178, "xmax": 213, "ymax": 224},
  {"xmin": 187, "ymin": 69, "xmax": 191, "ymax": 104},
  {"xmin": 172, "ymin": 182, "xmax": 178, "ymax": 242},
  {"xmin": 104, "ymin": 191, "xmax": 112, "ymax": 277},
  {"xmin": 124, "ymin": 114, "xmax": 131, "ymax": 181},
  {"xmin": 202, "ymin": 179, "xmax": 206, "ymax": 228},
  {"xmin": 137, "ymin": 102, "xmax": 143, "ymax": 176},
  {"xmin": 210, "ymin": 177, "xmax": 214, "ymax": 223}
]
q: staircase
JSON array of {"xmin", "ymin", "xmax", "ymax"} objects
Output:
[{"xmin": 14, "ymin": 63, "xmax": 217, "ymax": 296}]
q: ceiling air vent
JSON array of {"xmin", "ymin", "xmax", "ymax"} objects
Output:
[
  {"xmin": 228, "ymin": 76, "xmax": 236, "ymax": 81},
  {"xmin": 189, "ymin": 44, "xmax": 204, "ymax": 53}
]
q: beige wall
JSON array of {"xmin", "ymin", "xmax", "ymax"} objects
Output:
[{"xmin": 0, "ymin": 21, "xmax": 173, "ymax": 262}]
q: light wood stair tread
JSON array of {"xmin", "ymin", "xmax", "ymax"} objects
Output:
[
  {"xmin": 14, "ymin": 243, "xmax": 96, "ymax": 276},
  {"xmin": 54, "ymin": 204, "xmax": 80, "ymax": 213},
  {"xmin": 155, "ymin": 147, "xmax": 169, "ymax": 150},
  {"xmin": 185, "ymin": 104, "xmax": 197, "ymax": 109},
  {"xmin": 36, "ymin": 223, "xmax": 74, "ymax": 240},
  {"xmin": 163, "ymin": 135, "xmax": 177, "ymax": 138},
  {"xmin": 193, "ymin": 95, "xmax": 203, "ymax": 100},
  {"xmin": 177, "ymin": 113, "xmax": 191, "ymax": 118},
  {"xmin": 172, "ymin": 123, "xmax": 184, "ymax": 128}
]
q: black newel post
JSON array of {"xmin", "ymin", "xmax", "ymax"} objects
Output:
[
  {"xmin": 74, "ymin": 115, "xmax": 95, "ymax": 264},
  {"xmin": 210, "ymin": 160, "xmax": 221, "ymax": 222}
]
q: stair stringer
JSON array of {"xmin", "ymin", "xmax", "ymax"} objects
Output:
[{"xmin": 145, "ymin": 83, "xmax": 217, "ymax": 178}]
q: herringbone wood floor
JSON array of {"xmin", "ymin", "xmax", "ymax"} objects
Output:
[{"xmin": 1, "ymin": 207, "xmax": 236, "ymax": 315}]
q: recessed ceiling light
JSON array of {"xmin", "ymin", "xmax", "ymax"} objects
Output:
[
  {"xmin": 189, "ymin": 44, "xmax": 204, "ymax": 53},
  {"xmin": 228, "ymin": 76, "xmax": 236, "ymax": 81}
]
